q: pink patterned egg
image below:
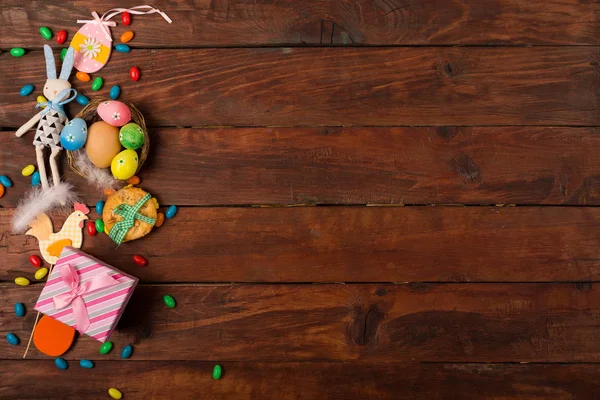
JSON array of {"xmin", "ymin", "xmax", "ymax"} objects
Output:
[
  {"xmin": 69, "ymin": 22, "xmax": 113, "ymax": 73},
  {"xmin": 97, "ymin": 101, "xmax": 131, "ymax": 127}
]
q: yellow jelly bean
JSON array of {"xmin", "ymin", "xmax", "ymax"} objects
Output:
[
  {"xmin": 15, "ymin": 277, "xmax": 30, "ymax": 286},
  {"xmin": 34, "ymin": 267, "xmax": 48, "ymax": 280},
  {"xmin": 37, "ymin": 95, "xmax": 47, "ymax": 108},
  {"xmin": 108, "ymin": 388, "xmax": 122, "ymax": 399},
  {"xmin": 21, "ymin": 164, "xmax": 35, "ymax": 176},
  {"xmin": 151, "ymin": 197, "xmax": 159, "ymax": 209}
]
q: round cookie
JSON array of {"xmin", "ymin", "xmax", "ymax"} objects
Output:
[{"xmin": 103, "ymin": 186, "xmax": 157, "ymax": 242}]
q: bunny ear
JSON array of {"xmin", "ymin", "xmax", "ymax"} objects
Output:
[
  {"xmin": 59, "ymin": 47, "xmax": 75, "ymax": 80},
  {"xmin": 43, "ymin": 45, "xmax": 57, "ymax": 79}
]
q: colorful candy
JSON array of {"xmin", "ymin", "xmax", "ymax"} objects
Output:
[
  {"xmin": 104, "ymin": 187, "xmax": 116, "ymax": 197},
  {"xmin": 91, "ymin": 77, "xmax": 103, "ymax": 91},
  {"xmin": 0, "ymin": 185, "xmax": 3, "ymax": 198},
  {"xmin": 6, "ymin": 333, "xmax": 19, "ymax": 345},
  {"xmin": 96, "ymin": 200, "xmax": 105, "ymax": 214},
  {"xmin": 54, "ymin": 357, "xmax": 68, "ymax": 370},
  {"xmin": 165, "ymin": 205, "xmax": 177, "ymax": 219},
  {"xmin": 127, "ymin": 175, "xmax": 140, "ymax": 185},
  {"xmin": 10, "ymin": 48, "xmax": 25, "ymax": 57},
  {"xmin": 155, "ymin": 213, "xmax": 165, "ymax": 228},
  {"xmin": 108, "ymin": 388, "xmax": 123, "ymax": 399},
  {"xmin": 60, "ymin": 48, "xmax": 67, "ymax": 61},
  {"xmin": 15, "ymin": 303, "xmax": 25, "ymax": 317},
  {"xmin": 21, "ymin": 165, "xmax": 35, "ymax": 177},
  {"xmin": 80, "ymin": 359, "xmax": 94, "ymax": 368},
  {"xmin": 132, "ymin": 255, "xmax": 147, "ymax": 266},
  {"xmin": 76, "ymin": 71, "xmax": 91, "ymax": 82},
  {"xmin": 76, "ymin": 94, "xmax": 90, "ymax": 106},
  {"xmin": 15, "ymin": 277, "xmax": 30, "ymax": 286},
  {"xmin": 122, "ymin": 11, "xmax": 131, "ymax": 26},
  {"xmin": 37, "ymin": 95, "xmax": 48, "ymax": 106},
  {"xmin": 130, "ymin": 66, "xmax": 140, "ymax": 81},
  {"xmin": 29, "ymin": 254, "xmax": 42, "ymax": 267},
  {"xmin": 115, "ymin": 44, "xmax": 130, "ymax": 53},
  {"xmin": 39, "ymin": 26, "xmax": 52, "ymax": 40},
  {"xmin": 31, "ymin": 171, "xmax": 41, "ymax": 186},
  {"xmin": 213, "ymin": 364, "xmax": 222, "ymax": 380},
  {"xmin": 120, "ymin": 344, "xmax": 133, "ymax": 359},
  {"xmin": 20, "ymin": 84, "xmax": 34, "ymax": 96},
  {"xmin": 109, "ymin": 85, "xmax": 121, "ymax": 100},
  {"xmin": 0, "ymin": 175, "xmax": 13, "ymax": 187},
  {"xmin": 100, "ymin": 341, "xmax": 113, "ymax": 354},
  {"xmin": 87, "ymin": 220, "xmax": 97, "ymax": 236},
  {"xmin": 163, "ymin": 295, "xmax": 176, "ymax": 308},
  {"xmin": 120, "ymin": 31, "xmax": 134, "ymax": 43},
  {"xmin": 56, "ymin": 30, "xmax": 67, "ymax": 44},
  {"xmin": 95, "ymin": 219, "xmax": 105, "ymax": 234},
  {"xmin": 35, "ymin": 267, "xmax": 49, "ymax": 280}
]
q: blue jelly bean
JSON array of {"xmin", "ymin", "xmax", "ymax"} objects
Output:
[
  {"xmin": 120, "ymin": 344, "xmax": 133, "ymax": 359},
  {"xmin": 109, "ymin": 85, "xmax": 121, "ymax": 100},
  {"xmin": 0, "ymin": 175, "xmax": 13, "ymax": 187},
  {"xmin": 165, "ymin": 205, "xmax": 177, "ymax": 219},
  {"xmin": 6, "ymin": 333, "xmax": 19, "ymax": 345},
  {"xmin": 96, "ymin": 200, "xmax": 105, "ymax": 214},
  {"xmin": 20, "ymin": 84, "xmax": 34, "ymax": 96},
  {"xmin": 31, "ymin": 171, "xmax": 41, "ymax": 186},
  {"xmin": 76, "ymin": 94, "xmax": 90, "ymax": 106},
  {"xmin": 80, "ymin": 359, "xmax": 94, "ymax": 369},
  {"xmin": 55, "ymin": 357, "xmax": 68, "ymax": 370},
  {"xmin": 14, "ymin": 302, "xmax": 25, "ymax": 317},
  {"xmin": 115, "ymin": 44, "xmax": 130, "ymax": 53}
]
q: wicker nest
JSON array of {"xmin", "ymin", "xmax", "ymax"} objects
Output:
[{"xmin": 66, "ymin": 98, "xmax": 149, "ymax": 179}]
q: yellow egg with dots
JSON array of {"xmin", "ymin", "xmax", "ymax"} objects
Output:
[{"xmin": 111, "ymin": 149, "xmax": 138, "ymax": 180}]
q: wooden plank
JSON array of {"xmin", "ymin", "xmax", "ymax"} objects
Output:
[
  {"xmin": 2, "ymin": 283, "xmax": 600, "ymax": 362},
  {"xmin": 3, "ymin": 206, "xmax": 600, "ymax": 283},
  {"xmin": 3, "ymin": 126, "xmax": 600, "ymax": 206},
  {"xmin": 2, "ymin": 361, "xmax": 600, "ymax": 399},
  {"xmin": 1, "ymin": 47, "xmax": 598, "ymax": 128},
  {"xmin": 1, "ymin": 0, "xmax": 598, "ymax": 47}
]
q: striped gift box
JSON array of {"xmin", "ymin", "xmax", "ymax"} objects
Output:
[{"xmin": 34, "ymin": 247, "xmax": 138, "ymax": 343}]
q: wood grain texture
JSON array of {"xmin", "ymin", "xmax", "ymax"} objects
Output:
[
  {"xmin": 1, "ymin": 47, "xmax": 598, "ymax": 128},
  {"xmin": 0, "ymin": 0, "xmax": 598, "ymax": 47},
  {"xmin": 3, "ymin": 206, "xmax": 600, "ymax": 283},
  {"xmin": 2, "ymin": 361, "xmax": 600, "ymax": 399},
  {"xmin": 2, "ymin": 283, "xmax": 600, "ymax": 362},
  {"xmin": 3, "ymin": 126, "xmax": 600, "ymax": 206}
]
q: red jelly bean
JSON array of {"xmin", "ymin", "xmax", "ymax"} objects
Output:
[
  {"xmin": 87, "ymin": 221, "xmax": 97, "ymax": 236},
  {"xmin": 122, "ymin": 12, "xmax": 131, "ymax": 26},
  {"xmin": 130, "ymin": 66, "xmax": 140, "ymax": 82},
  {"xmin": 132, "ymin": 255, "xmax": 147, "ymax": 266},
  {"xmin": 29, "ymin": 255, "xmax": 42, "ymax": 268},
  {"xmin": 56, "ymin": 30, "xmax": 67, "ymax": 45}
]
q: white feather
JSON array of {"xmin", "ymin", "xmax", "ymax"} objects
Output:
[
  {"xmin": 12, "ymin": 182, "xmax": 78, "ymax": 233},
  {"xmin": 73, "ymin": 150, "xmax": 123, "ymax": 190}
]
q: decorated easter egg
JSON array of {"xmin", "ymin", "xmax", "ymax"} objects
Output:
[
  {"xmin": 97, "ymin": 101, "xmax": 131, "ymax": 127},
  {"xmin": 85, "ymin": 121, "xmax": 121, "ymax": 168},
  {"xmin": 111, "ymin": 149, "xmax": 138, "ymax": 180},
  {"xmin": 119, "ymin": 123, "xmax": 144, "ymax": 150},
  {"xmin": 69, "ymin": 22, "xmax": 112, "ymax": 73},
  {"xmin": 60, "ymin": 118, "xmax": 88, "ymax": 151}
]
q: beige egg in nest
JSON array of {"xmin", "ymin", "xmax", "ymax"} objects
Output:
[{"xmin": 103, "ymin": 186, "xmax": 157, "ymax": 242}]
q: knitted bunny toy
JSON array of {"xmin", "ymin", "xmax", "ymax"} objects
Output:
[{"xmin": 15, "ymin": 45, "xmax": 77, "ymax": 190}]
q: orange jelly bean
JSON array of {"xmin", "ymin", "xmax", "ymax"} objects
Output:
[
  {"xmin": 76, "ymin": 72, "xmax": 91, "ymax": 82},
  {"xmin": 155, "ymin": 213, "xmax": 165, "ymax": 228},
  {"xmin": 127, "ymin": 175, "xmax": 140, "ymax": 185},
  {"xmin": 104, "ymin": 188, "xmax": 116, "ymax": 197},
  {"xmin": 0, "ymin": 184, "xmax": 4, "ymax": 198},
  {"xmin": 120, "ymin": 31, "xmax": 134, "ymax": 43}
]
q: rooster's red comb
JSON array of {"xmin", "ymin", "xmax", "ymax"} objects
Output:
[{"xmin": 74, "ymin": 202, "xmax": 90, "ymax": 214}]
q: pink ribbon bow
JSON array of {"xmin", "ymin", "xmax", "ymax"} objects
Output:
[
  {"xmin": 53, "ymin": 263, "xmax": 119, "ymax": 334},
  {"xmin": 76, "ymin": 11, "xmax": 117, "ymax": 42}
]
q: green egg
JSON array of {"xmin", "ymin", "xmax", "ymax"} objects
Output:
[{"xmin": 119, "ymin": 123, "xmax": 145, "ymax": 150}]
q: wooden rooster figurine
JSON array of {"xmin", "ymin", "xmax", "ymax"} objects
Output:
[{"xmin": 26, "ymin": 203, "xmax": 90, "ymax": 264}]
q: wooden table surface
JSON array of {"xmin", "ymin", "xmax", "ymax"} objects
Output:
[{"xmin": 1, "ymin": 1, "xmax": 600, "ymax": 398}]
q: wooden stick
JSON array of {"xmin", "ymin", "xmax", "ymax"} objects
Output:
[{"xmin": 23, "ymin": 263, "xmax": 54, "ymax": 359}]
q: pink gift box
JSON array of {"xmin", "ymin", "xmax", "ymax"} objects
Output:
[{"xmin": 34, "ymin": 246, "xmax": 138, "ymax": 343}]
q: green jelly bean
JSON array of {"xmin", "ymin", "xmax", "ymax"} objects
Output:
[
  {"xmin": 39, "ymin": 26, "xmax": 52, "ymax": 40},
  {"xmin": 213, "ymin": 364, "xmax": 222, "ymax": 380},
  {"xmin": 10, "ymin": 48, "xmax": 25, "ymax": 57},
  {"xmin": 163, "ymin": 295, "xmax": 176, "ymax": 308},
  {"xmin": 95, "ymin": 219, "xmax": 105, "ymax": 233},
  {"xmin": 60, "ymin": 48, "xmax": 67, "ymax": 61},
  {"xmin": 91, "ymin": 77, "xmax": 103, "ymax": 91},
  {"xmin": 99, "ymin": 341, "xmax": 113, "ymax": 354}
]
